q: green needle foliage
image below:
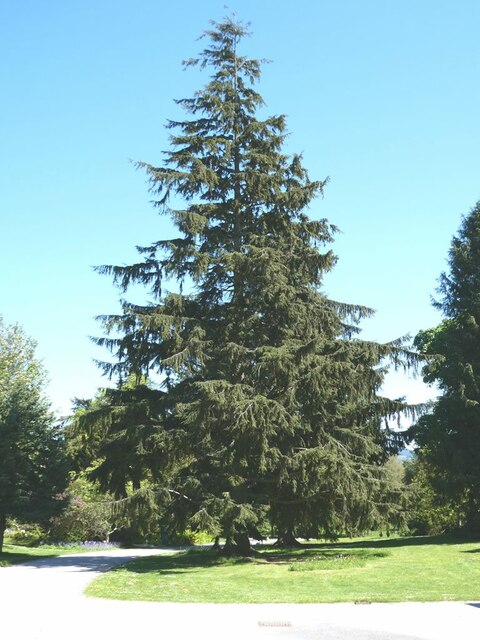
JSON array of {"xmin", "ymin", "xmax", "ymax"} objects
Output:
[
  {"xmin": 413, "ymin": 201, "xmax": 480, "ymax": 534},
  {"xmin": 84, "ymin": 17, "xmax": 416, "ymax": 554}
]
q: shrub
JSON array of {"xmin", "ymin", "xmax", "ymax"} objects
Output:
[{"xmin": 5, "ymin": 519, "xmax": 47, "ymax": 546}]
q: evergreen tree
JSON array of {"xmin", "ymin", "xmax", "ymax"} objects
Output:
[
  {"xmin": 67, "ymin": 385, "xmax": 168, "ymax": 542},
  {"xmin": 403, "ymin": 455, "xmax": 459, "ymax": 535},
  {"xmin": 0, "ymin": 318, "xmax": 67, "ymax": 552},
  {"xmin": 88, "ymin": 18, "xmax": 414, "ymax": 553},
  {"xmin": 413, "ymin": 201, "xmax": 480, "ymax": 534}
]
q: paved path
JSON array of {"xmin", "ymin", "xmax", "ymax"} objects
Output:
[{"xmin": 1, "ymin": 548, "xmax": 479, "ymax": 640}]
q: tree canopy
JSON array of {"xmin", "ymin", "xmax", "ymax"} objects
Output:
[
  {"xmin": 413, "ymin": 201, "xmax": 480, "ymax": 534},
  {"xmin": 81, "ymin": 17, "xmax": 415, "ymax": 553},
  {"xmin": 0, "ymin": 318, "xmax": 67, "ymax": 552}
]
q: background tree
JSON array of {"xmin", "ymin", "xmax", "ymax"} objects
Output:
[
  {"xmin": 48, "ymin": 471, "xmax": 131, "ymax": 543},
  {"xmin": 412, "ymin": 201, "xmax": 480, "ymax": 534},
  {"xmin": 403, "ymin": 455, "xmax": 460, "ymax": 535},
  {"xmin": 0, "ymin": 318, "xmax": 67, "ymax": 552},
  {"xmin": 86, "ymin": 17, "xmax": 415, "ymax": 553}
]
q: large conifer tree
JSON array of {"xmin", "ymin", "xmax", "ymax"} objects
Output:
[
  {"xmin": 413, "ymin": 201, "xmax": 480, "ymax": 534},
  {"xmin": 88, "ymin": 18, "xmax": 413, "ymax": 552}
]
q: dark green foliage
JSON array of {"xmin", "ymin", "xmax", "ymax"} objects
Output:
[
  {"xmin": 412, "ymin": 201, "xmax": 480, "ymax": 534},
  {"xmin": 403, "ymin": 456, "xmax": 459, "ymax": 535},
  {"xmin": 87, "ymin": 17, "xmax": 416, "ymax": 552},
  {"xmin": 0, "ymin": 318, "xmax": 68, "ymax": 552}
]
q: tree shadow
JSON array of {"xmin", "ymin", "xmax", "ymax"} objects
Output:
[
  {"xmin": 0, "ymin": 551, "xmax": 57, "ymax": 567},
  {"xmin": 106, "ymin": 534, "xmax": 480, "ymax": 577},
  {"xmin": 110, "ymin": 548, "xmax": 260, "ymax": 577},
  {"xmin": 0, "ymin": 552, "xmax": 165, "ymax": 573},
  {"xmin": 112, "ymin": 546, "xmax": 391, "ymax": 577},
  {"xmin": 260, "ymin": 549, "xmax": 389, "ymax": 563},
  {"xmin": 299, "ymin": 534, "xmax": 480, "ymax": 551},
  {"xmin": 10, "ymin": 534, "xmax": 471, "ymax": 577}
]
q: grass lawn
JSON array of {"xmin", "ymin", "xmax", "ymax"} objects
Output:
[
  {"xmin": 0, "ymin": 543, "xmax": 118, "ymax": 567},
  {"xmin": 86, "ymin": 535, "xmax": 480, "ymax": 603}
]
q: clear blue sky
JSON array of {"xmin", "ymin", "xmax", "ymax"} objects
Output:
[{"xmin": 1, "ymin": 0, "xmax": 479, "ymax": 415}]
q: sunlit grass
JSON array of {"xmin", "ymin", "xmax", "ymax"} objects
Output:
[{"xmin": 86, "ymin": 535, "xmax": 480, "ymax": 603}]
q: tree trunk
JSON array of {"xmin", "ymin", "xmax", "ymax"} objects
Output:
[
  {"xmin": 0, "ymin": 512, "xmax": 6, "ymax": 554},
  {"xmin": 222, "ymin": 532, "xmax": 254, "ymax": 556},
  {"xmin": 234, "ymin": 531, "xmax": 253, "ymax": 556},
  {"xmin": 274, "ymin": 529, "xmax": 302, "ymax": 548},
  {"xmin": 222, "ymin": 536, "xmax": 237, "ymax": 555},
  {"xmin": 106, "ymin": 527, "xmax": 118, "ymax": 544}
]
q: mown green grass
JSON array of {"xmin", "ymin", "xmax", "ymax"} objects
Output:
[{"xmin": 86, "ymin": 535, "xmax": 480, "ymax": 603}]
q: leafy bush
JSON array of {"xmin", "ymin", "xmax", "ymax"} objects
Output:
[
  {"xmin": 47, "ymin": 472, "xmax": 128, "ymax": 543},
  {"xmin": 48, "ymin": 498, "xmax": 115, "ymax": 542},
  {"xmin": 5, "ymin": 519, "xmax": 47, "ymax": 546}
]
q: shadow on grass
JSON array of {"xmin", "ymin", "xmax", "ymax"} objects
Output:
[
  {"xmin": 0, "ymin": 551, "xmax": 57, "ymax": 567},
  {"xmin": 115, "ymin": 549, "xmax": 254, "ymax": 577},
  {"xmin": 260, "ymin": 549, "xmax": 389, "ymax": 563},
  {"xmin": 108, "ymin": 534, "xmax": 480, "ymax": 578},
  {"xmin": 113, "ymin": 546, "xmax": 390, "ymax": 577},
  {"xmin": 0, "ymin": 550, "xmax": 168, "ymax": 572},
  {"xmin": 305, "ymin": 534, "xmax": 480, "ymax": 550}
]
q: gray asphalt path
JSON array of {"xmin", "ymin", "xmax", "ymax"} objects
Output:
[{"xmin": 1, "ymin": 548, "xmax": 479, "ymax": 640}]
